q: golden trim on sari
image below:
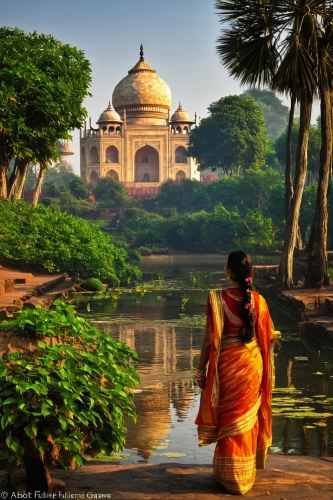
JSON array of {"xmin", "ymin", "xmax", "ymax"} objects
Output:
[
  {"xmin": 217, "ymin": 394, "xmax": 262, "ymax": 442},
  {"xmin": 213, "ymin": 455, "xmax": 256, "ymax": 495}
]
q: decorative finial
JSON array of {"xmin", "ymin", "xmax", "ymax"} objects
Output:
[
  {"xmin": 179, "ymin": 102, "xmax": 182, "ymax": 109},
  {"xmin": 140, "ymin": 44, "xmax": 144, "ymax": 61},
  {"xmin": 108, "ymin": 100, "xmax": 111, "ymax": 107}
]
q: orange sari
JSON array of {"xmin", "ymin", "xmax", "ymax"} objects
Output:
[{"xmin": 195, "ymin": 289, "xmax": 276, "ymax": 495}]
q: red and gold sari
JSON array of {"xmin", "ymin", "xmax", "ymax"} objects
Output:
[{"xmin": 195, "ymin": 289, "xmax": 276, "ymax": 495}]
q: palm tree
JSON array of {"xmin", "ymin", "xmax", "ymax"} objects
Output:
[
  {"xmin": 216, "ymin": 0, "xmax": 326, "ymax": 289},
  {"xmin": 305, "ymin": 16, "xmax": 333, "ymax": 287}
]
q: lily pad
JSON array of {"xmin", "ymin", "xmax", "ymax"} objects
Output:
[
  {"xmin": 273, "ymin": 386, "xmax": 303, "ymax": 395},
  {"xmin": 162, "ymin": 452, "xmax": 187, "ymax": 459},
  {"xmin": 96, "ymin": 453, "xmax": 132, "ymax": 461}
]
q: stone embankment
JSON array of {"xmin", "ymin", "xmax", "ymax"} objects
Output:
[
  {"xmin": 253, "ymin": 265, "xmax": 333, "ymax": 344},
  {"xmin": 0, "ymin": 267, "xmax": 75, "ymax": 319},
  {"xmin": 1, "ymin": 455, "xmax": 332, "ymax": 499},
  {"xmin": 50, "ymin": 455, "xmax": 333, "ymax": 499}
]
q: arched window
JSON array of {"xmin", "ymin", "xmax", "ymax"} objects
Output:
[
  {"xmin": 183, "ymin": 126, "xmax": 189, "ymax": 135},
  {"xmin": 106, "ymin": 145, "xmax": 119, "ymax": 163},
  {"xmin": 90, "ymin": 171, "xmax": 99, "ymax": 186},
  {"xmin": 171, "ymin": 127, "xmax": 175, "ymax": 134},
  {"xmin": 106, "ymin": 169, "xmax": 119, "ymax": 181},
  {"xmin": 90, "ymin": 146, "xmax": 99, "ymax": 164},
  {"xmin": 116, "ymin": 126, "xmax": 121, "ymax": 135},
  {"xmin": 176, "ymin": 126, "xmax": 181, "ymax": 134},
  {"xmin": 102, "ymin": 126, "xmax": 107, "ymax": 134},
  {"xmin": 175, "ymin": 146, "xmax": 187, "ymax": 164},
  {"xmin": 176, "ymin": 170, "xmax": 186, "ymax": 182},
  {"xmin": 142, "ymin": 155, "xmax": 149, "ymax": 163},
  {"xmin": 81, "ymin": 147, "xmax": 86, "ymax": 165},
  {"xmin": 108, "ymin": 126, "xmax": 115, "ymax": 135}
]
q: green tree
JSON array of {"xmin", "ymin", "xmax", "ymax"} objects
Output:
[
  {"xmin": 242, "ymin": 89, "xmax": 289, "ymax": 141},
  {"xmin": 305, "ymin": 21, "xmax": 333, "ymax": 287},
  {"xmin": 69, "ymin": 177, "xmax": 89, "ymax": 200},
  {"xmin": 216, "ymin": 0, "xmax": 330, "ymax": 289},
  {"xmin": 275, "ymin": 121, "xmax": 321, "ymax": 183},
  {"xmin": 155, "ymin": 179, "xmax": 204, "ymax": 212},
  {"xmin": 0, "ymin": 28, "xmax": 91, "ymax": 201},
  {"xmin": 42, "ymin": 161, "xmax": 76, "ymax": 187},
  {"xmin": 188, "ymin": 95, "xmax": 267, "ymax": 175},
  {"xmin": 93, "ymin": 177, "xmax": 129, "ymax": 207}
]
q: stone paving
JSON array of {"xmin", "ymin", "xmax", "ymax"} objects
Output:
[
  {"xmin": 53, "ymin": 455, "xmax": 333, "ymax": 499},
  {"xmin": 0, "ymin": 267, "xmax": 71, "ymax": 317}
]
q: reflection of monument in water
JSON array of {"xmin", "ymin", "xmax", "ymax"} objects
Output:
[{"xmin": 111, "ymin": 324, "xmax": 201, "ymax": 449}]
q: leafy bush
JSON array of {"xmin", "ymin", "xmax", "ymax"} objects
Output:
[
  {"xmin": 0, "ymin": 200, "xmax": 141, "ymax": 283},
  {"xmin": 93, "ymin": 178, "xmax": 129, "ymax": 206},
  {"xmin": 0, "ymin": 301, "xmax": 139, "ymax": 468},
  {"xmin": 79, "ymin": 278, "xmax": 104, "ymax": 292},
  {"xmin": 203, "ymin": 204, "xmax": 276, "ymax": 251}
]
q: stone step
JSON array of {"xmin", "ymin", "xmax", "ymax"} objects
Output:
[
  {"xmin": 0, "ymin": 273, "xmax": 33, "ymax": 284},
  {"xmin": 0, "ymin": 279, "xmax": 15, "ymax": 295}
]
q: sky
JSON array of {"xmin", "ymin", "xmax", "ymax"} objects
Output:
[{"xmin": 1, "ymin": 0, "xmax": 319, "ymax": 173}]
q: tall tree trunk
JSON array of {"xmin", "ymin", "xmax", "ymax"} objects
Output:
[
  {"xmin": 278, "ymin": 91, "xmax": 313, "ymax": 289},
  {"xmin": 285, "ymin": 93, "xmax": 296, "ymax": 218},
  {"xmin": 0, "ymin": 160, "xmax": 8, "ymax": 199},
  {"xmin": 6, "ymin": 158, "xmax": 19, "ymax": 198},
  {"xmin": 305, "ymin": 82, "xmax": 332, "ymax": 287},
  {"xmin": 7, "ymin": 160, "xmax": 29, "ymax": 200},
  {"xmin": 32, "ymin": 167, "xmax": 45, "ymax": 207},
  {"xmin": 13, "ymin": 161, "xmax": 29, "ymax": 200}
]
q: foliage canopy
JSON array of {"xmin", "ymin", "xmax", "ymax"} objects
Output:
[
  {"xmin": 0, "ymin": 28, "xmax": 91, "ymax": 199},
  {"xmin": 0, "ymin": 200, "xmax": 140, "ymax": 283},
  {"xmin": 188, "ymin": 96, "xmax": 267, "ymax": 175}
]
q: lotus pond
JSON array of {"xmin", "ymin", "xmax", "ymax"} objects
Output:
[{"xmin": 74, "ymin": 254, "xmax": 333, "ymax": 464}]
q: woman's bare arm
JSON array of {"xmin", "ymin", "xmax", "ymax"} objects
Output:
[{"xmin": 196, "ymin": 297, "xmax": 213, "ymax": 388}]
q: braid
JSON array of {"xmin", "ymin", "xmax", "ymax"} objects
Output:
[{"xmin": 227, "ymin": 250, "xmax": 255, "ymax": 342}]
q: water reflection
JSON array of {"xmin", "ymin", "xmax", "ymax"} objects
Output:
[
  {"xmin": 94, "ymin": 322, "xmax": 201, "ymax": 452},
  {"xmin": 79, "ymin": 254, "xmax": 333, "ymax": 462}
]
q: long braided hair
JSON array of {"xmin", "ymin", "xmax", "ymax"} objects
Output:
[{"xmin": 226, "ymin": 250, "xmax": 254, "ymax": 342}]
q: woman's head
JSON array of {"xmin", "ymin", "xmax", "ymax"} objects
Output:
[
  {"xmin": 226, "ymin": 250, "xmax": 254, "ymax": 342},
  {"xmin": 226, "ymin": 250, "xmax": 253, "ymax": 284}
]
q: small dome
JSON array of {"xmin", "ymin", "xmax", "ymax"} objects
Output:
[
  {"xmin": 57, "ymin": 139, "xmax": 74, "ymax": 156},
  {"xmin": 97, "ymin": 102, "xmax": 122, "ymax": 124},
  {"xmin": 170, "ymin": 103, "xmax": 193, "ymax": 123}
]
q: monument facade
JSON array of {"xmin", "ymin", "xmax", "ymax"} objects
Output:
[{"xmin": 80, "ymin": 46, "xmax": 199, "ymax": 195}]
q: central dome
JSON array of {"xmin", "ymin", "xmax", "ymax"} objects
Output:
[{"xmin": 112, "ymin": 46, "xmax": 172, "ymax": 125}]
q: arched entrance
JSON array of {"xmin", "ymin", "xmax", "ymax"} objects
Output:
[
  {"xmin": 176, "ymin": 170, "xmax": 186, "ymax": 182},
  {"xmin": 106, "ymin": 169, "xmax": 119, "ymax": 181},
  {"xmin": 135, "ymin": 145, "xmax": 159, "ymax": 182},
  {"xmin": 90, "ymin": 171, "xmax": 99, "ymax": 186}
]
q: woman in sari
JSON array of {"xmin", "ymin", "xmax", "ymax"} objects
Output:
[{"xmin": 195, "ymin": 251, "xmax": 276, "ymax": 495}]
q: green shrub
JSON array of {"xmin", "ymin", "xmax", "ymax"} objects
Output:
[
  {"xmin": 79, "ymin": 278, "xmax": 104, "ymax": 292},
  {"xmin": 0, "ymin": 301, "xmax": 139, "ymax": 468},
  {"xmin": 0, "ymin": 200, "xmax": 141, "ymax": 283}
]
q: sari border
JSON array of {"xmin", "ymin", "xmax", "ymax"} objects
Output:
[{"xmin": 217, "ymin": 394, "xmax": 262, "ymax": 441}]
